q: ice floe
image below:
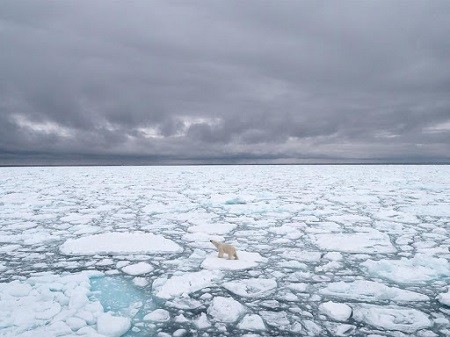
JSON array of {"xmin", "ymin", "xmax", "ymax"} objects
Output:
[
  {"xmin": 223, "ymin": 278, "xmax": 277, "ymax": 298},
  {"xmin": 352, "ymin": 304, "xmax": 433, "ymax": 333},
  {"xmin": 121, "ymin": 262, "xmax": 154, "ymax": 276},
  {"xmin": 201, "ymin": 251, "xmax": 267, "ymax": 270},
  {"xmin": 207, "ymin": 296, "xmax": 246, "ymax": 323},
  {"xmin": 238, "ymin": 314, "xmax": 266, "ymax": 331},
  {"xmin": 152, "ymin": 270, "xmax": 222, "ymax": 299},
  {"xmin": 60, "ymin": 232, "xmax": 182, "ymax": 255},
  {"xmin": 97, "ymin": 313, "xmax": 131, "ymax": 337},
  {"xmin": 320, "ymin": 280, "xmax": 429, "ymax": 302},
  {"xmin": 362, "ymin": 254, "xmax": 450, "ymax": 284},
  {"xmin": 319, "ymin": 301, "xmax": 352, "ymax": 321},
  {"xmin": 143, "ymin": 309, "xmax": 170, "ymax": 322},
  {"xmin": 437, "ymin": 289, "xmax": 450, "ymax": 307},
  {"xmin": 309, "ymin": 228, "xmax": 396, "ymax": 254}
]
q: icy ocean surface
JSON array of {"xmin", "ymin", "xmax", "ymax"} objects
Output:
[{"xmin": 0, "ymin": 165, "xmax": 449, "ymax": 337}]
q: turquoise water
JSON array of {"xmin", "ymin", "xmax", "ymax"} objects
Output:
[{"xmin": 89, "ymin": 276, "xmax": 157, "ymax": 337}]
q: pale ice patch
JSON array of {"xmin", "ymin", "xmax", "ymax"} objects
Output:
[
  {"xmin": 400, "ymin": 204, "xmax": 450, "ymax": 217},
  {"xmin": 279, "ymin": 250, "xmax": 322, "ymax": 262},
  {"xmin": 207, "ymin": 296, "xmax": 246, "ymax": 323},
  {"xmin": 96, "ymin": 313, "xmax": 131, "ymax": 337},
  {"xmin": 362, "ymin": 254, "xmax": 450, "ymax": 284},
  {"xmin": 60, "ymin": 232, "xmax": 182, "ymax": 255},
  {"xmin": 193, "ymin": 312, "xmax": 211, "ymax": 329},
  {"xmin": 209, "ymin": 193, "xmax": 257, "ymax": 206},
  {"xmin": 437, "ymin": 289, "xmax": 450, "ymax": 307},
  {"xmin": 187, "ymin": 223, "xmax": 236, "ymax": 235},
  {"xmin": 374, "ymin": 209, "xmax": 420, "ymax": 224},
  {"xmin": 319, "ymin": 280, "xmax": 429, "ymax": 302},
  {"xmin": 238, "ymin": 314, "xmax": 266, "ymax": 331},
  {"xmin": 309, "ymin": 229, "xmax": 396, "ymax": 254},
  {"xmin": 152, "ymin": 270, "xmax": 222, "ymax": 299},
  {"xmin": 121, "ymin": 262, "xmax": 154, "ymax": 276},
  {"xmin": 181, "ymin": 232, "xmax": 224, "ymax": 249},
  {"xmin": 352, "ymin": 304, "xmax": 432, "ymax": 333},
  {"xmin": 201, "ymin": 251, "xmax": 267, "ymax": 270},
  {"xmin": 223, "ymin": 278, "xmax": 277, "ymax": 298},
  {"xmin": 259, "ymin": 311, "xmax": 293, "ymax": 331},
  {"xmin": 143, "ymin": 309, "xmax": 170, "ymax": 322},
  {"xmin": 318, "ymin": 301, "xmax": 352, "ymax": 322}
]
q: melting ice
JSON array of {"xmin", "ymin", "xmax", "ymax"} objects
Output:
[{"xmin": 0, "ymin": 165, "xmax": 450, "ymax": 336}]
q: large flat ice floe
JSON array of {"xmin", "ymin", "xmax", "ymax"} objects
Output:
[
  {"xmin": 152, "ymin": 270, "xmax": 223, "ymax": 299},
  {"xmin": 319, "ymin": 280, "xmax": 429, "ymax": 302},
  {"xmin": 352, "ymin": 304, "xmax": 433, "ymax": 333},
  {"xmin": 362, "ymin": 254, "xmax": 450, "ymax": 284},
  {"xmin": 309, "ymin": 228, "xmax": 396, "ymax": 254},
  {"xmin": 60, "ymin": 232, "xmax": 182, "ymax": 255}
]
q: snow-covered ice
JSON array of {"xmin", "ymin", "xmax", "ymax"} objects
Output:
[
  {"xmin": 320, "ymin": 280, "xmax": 430, "ymax": 302},
  {"xmin": 152, "ymin": 270, "xmax": 222, "ymax": 299},
  {"xmin": 97, "ymin": 313, "xmax": 131, "ymax": 337},
  {"xmin": 1, "ymin": 165, "xmax": 449, "ymax": 336},
  {"xmin": 318, "ymin": 301, "xmax": 352, "ymax": 321},
  {"xmin": 437, "ymin": 289, "xmax": 450, "ymax": 307},
  {"xmin": 238, "ymin": 314, "xmax": 266, "ymax": 331},
  {"xmin": 362, "ymin": 254, "xmax": 450, "ymax": 284},
  {"xmin": 352, "ymin": 304, "xmax": 433, "ymax": 333},
  {"xmin": 223, "ymin": 278, "xmax": 277, "ymax": 298},
  {"xmin": 207, "ymin": 296, "xmax": 246, "ymax": 323},
  {"xmin": 121, "ymin": 262, "xmax": 154, "ymax": 276},
  {"xmin": 60, "ymin": 232, "xmax": 182, "ymax": 255},
  {"xmin": 201, "ymin": 251, "xmax": 267, "ymax": 270},
  {"xmin": 143, "ymin": 309, "xmax": 170, "ymax": 322},
  {"xmin": 309, "ymin": 228, "xmax": 396, "ymax": 254}
]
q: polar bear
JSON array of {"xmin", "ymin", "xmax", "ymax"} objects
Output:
[{"xmin": 210, "ymin": 240, "xmax": 239, "ymax": 260}]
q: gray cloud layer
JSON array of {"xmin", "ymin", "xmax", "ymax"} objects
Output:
[{"xmin": 1, "ymin": 1, "xmax": 450, "ymax": 164}]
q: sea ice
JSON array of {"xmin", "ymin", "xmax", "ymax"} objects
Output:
[
  {"xmin": 201, "ymin": 251, "xmax": 267, "ymax": 270},
  {"xmin": 223, "ymin": 278, "xmax": 277, "ymax": 298},
  {"xmin": 121, "ymin": 262, "xmax": 154, "ymax": 276},
  {"xmin": 362, "ymin": 254, "xmax": 450, "ymax": 284},
  {"xmin": 437, "ymin": 289, "xmax": 450, "ymax": 307},
  {"xmin": 319, "ymin": 280, "xmax": 429, "ymax": 302},
  {"xmin": 1, "ymin": 165, "xmax": 449, "ymax": 337},
  {"xmin": 96, "ymin": 313, "xmax": 131, "ymax": 337},
  {"xmin": 187, "ymin": 223, "xmax": 236, "ymax": 234},
  {"xmin": 60, "ymin": 232, "xmax": 182, "ymax": 255},
  {"xmin": 352, "ymin": 304, "xmax": 432, "ymax": 333},
  {"xmin": 143, "ymin": 309, "xmax": 170, "ymax": 322},
  {"xmin": 318, "ymin": 301, "xmax": 352, "ymax": 321},
  {"xmin": 0, "ymin": 272, "xmax": 108, "ymax": 337},
  {"xmin": 207, "ymin": 296, "xmax": 246, "ymax": 323},
  {"xmin": 309, "ymin": 228, "xmax": 396, "ymax": 254},
  {"xmin": 153, "ymin": 270, "xmax": 222, "ymax": 299},
  {"xmin": 238, "ymin": 314, "xmax": 266, "ymax": 331}
]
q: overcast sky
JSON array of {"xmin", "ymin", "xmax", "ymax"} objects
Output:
[{"xmin": 1, "ymin": 1, "xmax": 449, "ymax": 165}]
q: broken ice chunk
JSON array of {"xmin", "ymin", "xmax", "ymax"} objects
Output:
[
  {"xmin": 318, "ymin": 301, "xmax": 352, "ymax": 321},
  {"xmin": 207, "ymin": 296, "xmax": 246, "ymax": 323}
]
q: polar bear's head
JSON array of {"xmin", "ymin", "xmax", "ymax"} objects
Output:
[{"xmin": 210, "ymin": 239, "xmax": 221, "ymax": 248}]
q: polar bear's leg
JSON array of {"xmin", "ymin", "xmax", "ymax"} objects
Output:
[
  {"xmin": 218, "ymin": 248, "xmax": 224, "ymax": 258},
  {"xmin": 234, "ymin": 252, "xmax": 239, "ymax": 260}
]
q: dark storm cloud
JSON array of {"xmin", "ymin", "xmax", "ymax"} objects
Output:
[{"xmin": 1, "ymin": 0, "xmax": 450, "ymax": 165}]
